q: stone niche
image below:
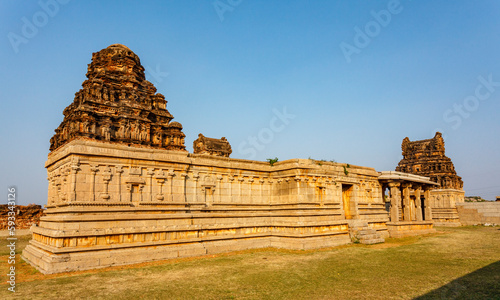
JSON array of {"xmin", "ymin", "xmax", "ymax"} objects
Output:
[
  {"xmin": 23, "ymin": 44, "xmax": 436, "ymax": 274},
  {"xmin": 395, "ymin": 132, "xmax": 465, "ymax": 226}
]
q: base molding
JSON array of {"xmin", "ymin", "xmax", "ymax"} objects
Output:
[
  {"xmin": 22, "ymin": 233, "xmax": 351, "ymax": 274},
  {"xmin": 386, "ymin": 221, "xmax": 435, "ymax": 238}
]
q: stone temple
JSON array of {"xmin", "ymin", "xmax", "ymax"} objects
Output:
[{"xmin": 22, "ymin": 45, "xmax": 463, "ymax": 274}]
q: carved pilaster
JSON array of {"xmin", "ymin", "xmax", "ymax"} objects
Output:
[
  {"xmin": 228, "ymin": 175, "xmax": 234, "ymax": 203},
  {"xmin": 115, "ymin": 165, "xmax": 124, "ymax": 202},
  {"xmin": 147, "ymin": 168, "xmax": 155, "ymax": 202},
  {"xmin": 238, "ymin": 177, "xmax": 244, "ymax": 201},
  {"xmin": 100, "ymin": 166, "xmax": 112, "ymax": 200},
  {"xmin": 181, "ymin": 173, "xmax": 188, "ymax": 202},
  {"xmin": 268, "ymin": 179, "xmax": 274, "ymax": 204},
  {"xmin": 295, "ymin": 176, "xmax": 302, "ymax": 202},
  {"xmin": 216, "ymin": 175, "xmax": 223, "ymax": 203},
  {"xmin": 259, "ymin": 178, "xmax": 265, "ymax": 203},
  {"xmin": 193, "ymin": 172, "xmax": 200, "ymax": 202},
  {"xmin": 90, "ymin": 164, "xmax": 99, "ymax": 202},
  {"xmin": 168, "ymin": 170, "xmax": 175, "ymax": 202}
]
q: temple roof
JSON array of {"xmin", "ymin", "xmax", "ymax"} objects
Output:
[{"xmin": 49, "ymin": 44, "xmax": 186, "ymax": 152}]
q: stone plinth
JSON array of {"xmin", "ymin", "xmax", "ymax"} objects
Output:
[{"xmin": 386, "ymin": 221, "xmax": 436, "ymax": 238}]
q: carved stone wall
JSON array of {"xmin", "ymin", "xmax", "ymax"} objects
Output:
[
  {"xmin": 396, "ymin": 132, "xmax": 463, "ymax": 189},
  {"xmin": 23, "ymin": 139, "xmax": 389, "ymax": 274},
  {"xmin": 49, "ymin": 44, "xmax": 186, "ymax": 152},
  {"xmin": 23, "ymin": 44, "xmax": 437, "ymax": 274}
]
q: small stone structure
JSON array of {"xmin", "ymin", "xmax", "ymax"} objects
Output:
[
  {"xmin": 23, "ymin": 45, "xmax": 444, "ymax": 274},
  {"xmin": 396, "ymin": 132, "xmax": 465, "ymax": 225},
  {"xmin": 193, "ymin": 134, "xmax": 232, "ymax": 157}
]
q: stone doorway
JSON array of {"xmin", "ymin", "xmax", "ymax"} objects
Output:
[{"xmin": 342, "ymin": 184, "xmax": 354, "ymax": 219}]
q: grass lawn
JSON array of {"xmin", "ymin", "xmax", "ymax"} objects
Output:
[{"xmin": 1, "ymin": 226, "xmax": 499, "ymax": 299}]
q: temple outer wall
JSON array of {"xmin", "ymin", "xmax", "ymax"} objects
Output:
[
  {"xmin": 22, "ymin": 139, "xmax": 390, "ymax": 274},
  {"xmin": 456, "ymin": 202, "xmax": 500, "ymax": 225}
]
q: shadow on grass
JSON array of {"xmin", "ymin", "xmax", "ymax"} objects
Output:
[{"xmin": 414, "ymin": 260, "xmax": 500, "ymax": 300}]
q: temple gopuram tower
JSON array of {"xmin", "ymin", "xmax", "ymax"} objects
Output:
[
  {"xmin": 396, "ymin": 132, "xmax": 464, "ymax": 225},
  {"xmin": 49, "ymin": 44, "xmax": 186, "ymax": 152}
]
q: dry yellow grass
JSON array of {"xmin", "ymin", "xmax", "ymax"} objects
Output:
[{"xmin": 1, "ymin": 226, "xmax": 499, "ymax": 299}]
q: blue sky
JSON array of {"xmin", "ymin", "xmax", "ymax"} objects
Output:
[{"xmin": 1, "ymin": 0, "xmax": 499, "ymax": 205}]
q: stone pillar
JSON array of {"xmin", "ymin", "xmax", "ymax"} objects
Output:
[
  {"xmin": 389, "ymin": 182, "xmax": 401, "ymax": 222},
  {"xmin": 415, "ymin": 186, "xmax": 423, "ymax": 221},
  {"xmin": 402, "ymin": 183, "xmax": 412, "ymax": 221},
  {"xmin": 424, "ymin": 188, "xmax": 433, "ymax": 221}
]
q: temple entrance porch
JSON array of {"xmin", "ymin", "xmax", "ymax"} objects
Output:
[{"xmin": 379, "ymin": 171, "xmax": 438, "ymax": 238}]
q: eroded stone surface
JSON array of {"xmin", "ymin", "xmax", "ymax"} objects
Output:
[
  {"xmin": 193, "ymin": 134, "xmax": 232, "ymax": 157},
  {"xmin": 49, "ymin": 44, "xmax": 186, "ymax": 152},
  {"xmin": 396, "ymin": 132, "xmax": 463, "ymax": 189}
]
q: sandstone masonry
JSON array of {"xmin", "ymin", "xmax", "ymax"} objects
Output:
[{"xmin": 23, "ymin": 44, "xmax": 441, "ymax": 274}]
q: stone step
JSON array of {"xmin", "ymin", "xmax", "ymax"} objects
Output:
[
  {"xmin": 357, "ymin": 234, "xmax": 380, "ymax": 241},
  {"xmin": 357, "ymin": 229, "xmax": 377, "ymax": 235},
  {"xmin": 360, "ymin": 238, "xmax": 385, "ymax": 245}
]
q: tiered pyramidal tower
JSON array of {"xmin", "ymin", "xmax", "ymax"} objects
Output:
[
  {"xmin": 49, "ymin": 44, "xmax": 186, "ymax": 152},
  {"xmin": 396, "ymin": 132, "xmax": 463, "ymax": 189}
]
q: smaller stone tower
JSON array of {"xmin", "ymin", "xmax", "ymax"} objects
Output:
[{"xmin": 396, "ymin": 132, "xmax": 463, "ymax": 189}]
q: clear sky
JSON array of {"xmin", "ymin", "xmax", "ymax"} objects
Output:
[{"xmin": 1, "ymin": 0, "xmax": 499, "ymax": 205}]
